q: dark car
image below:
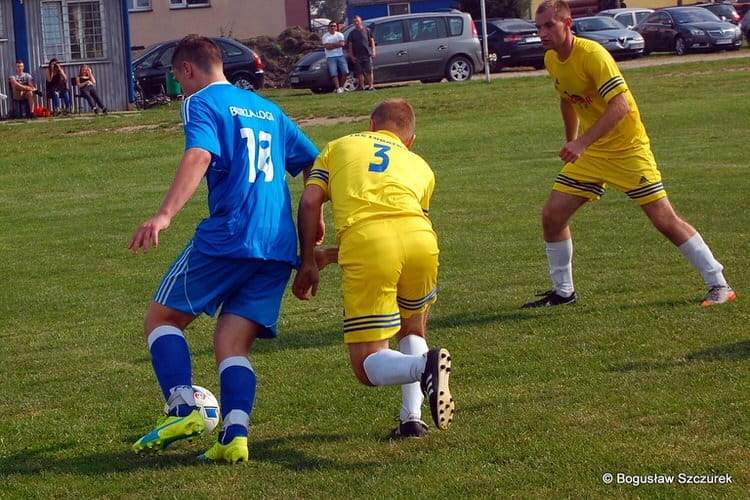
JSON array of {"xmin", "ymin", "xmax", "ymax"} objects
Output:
[
  {"xmin": 694, "ymin": 2, "xmax": 741, "ymax": 24},
  {"xmin": 132, "ymin": 37, "xmax": 264, "ymax": 102},
  {"xmin": 289, "ymin": 11, "xmax": 483, "ymax": 93},
  {"xmin": 742, "ymin": 10, "xmax": 750, "ymax": 43},
  {"xmin": 474, "ymin": 18, "xmax": 545, "ymax": 72},
  {"xmin": 634, "ymin": 7, "xmax": 742, "ymax": 55},
  {"xmin": 571, "ymin": 16, "xmax": 644, "ymax": 58}
]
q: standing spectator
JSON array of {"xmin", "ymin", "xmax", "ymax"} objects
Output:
[
  {"xmin": 76, "ymin": 64, "xmax": 108, "ymax": 114},
  {"xmin": 522, "ymin": 0, "xmax": 734, "ymax": 308},
  {"xmin": 293, "ymin": 98, "xmax": 454, "ymax": 438},
  {"xmin": 347, "ymin": 16, "xmax": 376, "ymax": 90},
  {"xmin": 322, "ymin": 21, "xmax": 349, "ymax": 94},
  {"xmin": 129, "ymin": 35, "xmax": 322, "ymax": 464},
  {"xmin": 45, "ymin": 59, "xmax": 71, "ymax": 115},
  {"xmin": 8, "ymin": 60, "xmax": 37, "ymax": 118}
]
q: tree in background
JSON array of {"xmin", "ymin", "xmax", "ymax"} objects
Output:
[
  {"xmin": 459, "ymin": 0, "xmax": 532, "ymax": 19},
  {"xmin": 310, "ymin": 0, "xmax": 347, "ymax": 23}
]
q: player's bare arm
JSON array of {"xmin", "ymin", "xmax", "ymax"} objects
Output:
[
  {"xmin": 559, "ymin": 92, "xmax": 629, "ymax": 163},
  {"xmin": 302, "ymin": 167, "xmax": 326, "ymax": 245},
  {"xmin": 292, "ymin": 184, "xmax": 327, "ymax": 300},
  {"xmin": 129, "ymin": 148, "xmax": 211, "ymax": 254}
]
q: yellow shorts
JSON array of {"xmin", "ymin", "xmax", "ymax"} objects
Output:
[
  {"xmin": 553, "ymin": 149, "xmax": 667, "ymax": 206},
  {"xmin": 339, "ymin": 217, "xmax": 439, "ymax": 344}
]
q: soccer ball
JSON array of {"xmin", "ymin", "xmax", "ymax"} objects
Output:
[{"xmin": 164, "ymin": 385, "xmax": 221, "ymax": 434}]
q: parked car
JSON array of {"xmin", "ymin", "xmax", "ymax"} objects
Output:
[
  {"xmin": 742, "ymin": 10, "xmax": 750, "ymax": 43},
  {"xmin": 634, "ymin": 7, "xmax": 742, "ymax": 55},
  {"xmin": 289, "ymin": 11, "xmax": 483, "ymax": 93},
  {"xmin": 694, "ymin": 2, "xmax": 741, "ymax": 24},
  {"xmin": 735, "ymin": 0, "xmax": 750, "ymax": 18},
  {"xmin": 132, "ymin": 37, "xmax": 264, "ymax": 102},
  {"xmin": 571, "ymin": 16, "xmax": 644, "ymax": 58},
  {"xmin": 474, "ymin": 18, "xmax": 545, "ymax": 72},
  {"xmin": 598, "ymin": 7, "xmax": 654, "ymax": 29}
]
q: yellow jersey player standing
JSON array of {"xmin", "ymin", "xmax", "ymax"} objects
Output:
[
  {"xmin": 293, "ymin": 98, "xmax": 454, "ymax": 438},
  {"xmin": 523, "ymin": 0, "xmax": 735, "ymax": 308}
]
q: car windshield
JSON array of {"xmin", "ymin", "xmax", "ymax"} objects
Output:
[
  {"xmin": 707, "ymin": 5, "xmax": 736, "ymax": 17},
  {"xmin": 634, "ymin": 11, "xmax": 651, "ymax": 24},
  {"xmin": 673, "ymin": 9, "xmax": 720, "ymax": 24},
  {"xmin": 576, "ymin": 17, "xmax": 624, "ymax": 31}
]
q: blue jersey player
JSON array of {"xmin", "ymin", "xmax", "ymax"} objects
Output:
[{"xmin": 129, "ymin": 35, "xmax": 323, "ymax": 463}]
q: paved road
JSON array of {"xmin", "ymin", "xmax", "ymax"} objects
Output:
[{"xmin": 481, "ymin": 48, "xmax": 750, "ymax": 80}]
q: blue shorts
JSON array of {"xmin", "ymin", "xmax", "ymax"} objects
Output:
[
  {"xmin": 154, "ymin": 241, "xmax": 293, "ymax": 338},
  {"xmin": 326, "ymin": 55, "xmax": 349, "ymax": 77}
]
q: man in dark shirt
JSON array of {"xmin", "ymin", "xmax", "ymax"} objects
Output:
[{"xmin": 347, "ymin": 16, "xmax": 377, "ymax": 90}]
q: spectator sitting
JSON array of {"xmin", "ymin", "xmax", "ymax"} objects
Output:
[
  {"xmin": 76, "ymin": 64, "xmax": 108, "ymax": 114},
  {"xmin": 8, "ymin": 60, "xmax": 37, "ymax": 118},
  {"xmin": 45, "ymin": 58, "xmax": 71, "ymax": 115}
]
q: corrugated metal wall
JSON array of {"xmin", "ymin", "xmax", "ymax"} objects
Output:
[
  {"xmin": 3, "ymin": 0, "xmax": 130, "ymax": 118},
  {"xmin": 1, "ymin": 0, "xmax": 15, "ymax": 118}
]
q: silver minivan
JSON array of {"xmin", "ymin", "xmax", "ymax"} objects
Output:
[
  {"xmin": 290, "ymin": 10, "xmax": 484, "ymax": 92},
  {"xmin": 364, "ymin": 11, "xmax": 484, "ymax": 84}
]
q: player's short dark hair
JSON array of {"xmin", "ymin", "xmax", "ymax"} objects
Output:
[
  {"xmin": 171, "ymin": 35, "xmax": 222, "ymax": 74},
  {"xmin": 536, "ymin": 0, "xmax": 572, "ymax": 19},
  {"xmin": 371, "ymin": 98, "xmax": 416, "ymax": 144}
]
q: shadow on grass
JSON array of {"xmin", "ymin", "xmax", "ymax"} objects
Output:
[
  {"xmin": 0, "ymin": 433, "xmax": 377, "ymax": 477},
  {"xmin": 612, "ymin": 341, "xmax": 750, "ymax": 372}
]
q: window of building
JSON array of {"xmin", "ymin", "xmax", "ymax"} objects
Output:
[
  {"xmin": 127, "ymin": 0, "xmax": 152, "ymax": 12},
  {"xmin": 170, "ymin": 0, "xmax": 210, "ymax": 9},
  {"xmin": 388, "ymin": 3, "xmax": 409, "ymax": 16},
  {"xmin": 41, "ymin": 1, "xmax": 106, "ymax": 62}
]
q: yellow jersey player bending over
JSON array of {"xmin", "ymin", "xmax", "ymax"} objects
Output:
[{"xmin": 294, "ymin": 98, "xmax": 454, "ymax": 438}]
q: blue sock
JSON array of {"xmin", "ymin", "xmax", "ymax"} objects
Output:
[
  {"xmin": 218, "ymin": 356, "xmax": 256, "ymax": 445},
  {"xmin": 147, "ymin": 326, "xmax": 192, "ymax": 400}
]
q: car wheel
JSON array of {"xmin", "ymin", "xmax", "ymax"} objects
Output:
[
  {"xmin": 230, "ymin": 73, "xmax": 256, "ymax": 90},
  {"xmin": 343, "ymin": 74, "xmax": 359, "ymax": 92},
  {"xmin": 674, "ymin": 36, "xmax": 687, "ymax": 56},
  {"xmin": 487, "ymin": 50, "xmax": 500, "ymax": 72},
  {"xmin": 134, "ymin": 88, "xmax": 144, "ymax": 110},
  {"xmin": 446, "ymin": 56, "xmax": 473, "ymax": 82}
]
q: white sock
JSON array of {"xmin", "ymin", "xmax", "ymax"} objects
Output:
[
  {"xmin": 678, "ymin": 233, "xmax": 727, "ymax": 288},
  {"xmin": 362, "ymin": 349, "xmax": 426, "ymax": 386},
  {"xmin": 546, "ymin": 239, "xmax": 574, "ymax": 296},
  {"xmin": 399, "ymin": 335, "xmax": 428, "ymax": 422}
]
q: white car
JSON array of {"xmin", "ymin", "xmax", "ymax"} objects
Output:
[{"xmin": 598, "ymin": 7, "xmax": 654, "ymax": 29}]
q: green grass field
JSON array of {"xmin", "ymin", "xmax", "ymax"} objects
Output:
[{"xmin": 1, "ymin": 54, "xmax": 748, "ymax": 498}]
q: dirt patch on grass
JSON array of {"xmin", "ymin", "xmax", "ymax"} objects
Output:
[
  {"xmin": 296, "ymin": 115, "xmax": 369, "ymax": 127},
  {"xmin": 66, "ymin": 124, "xmax": 181, "ymax": 136}
]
